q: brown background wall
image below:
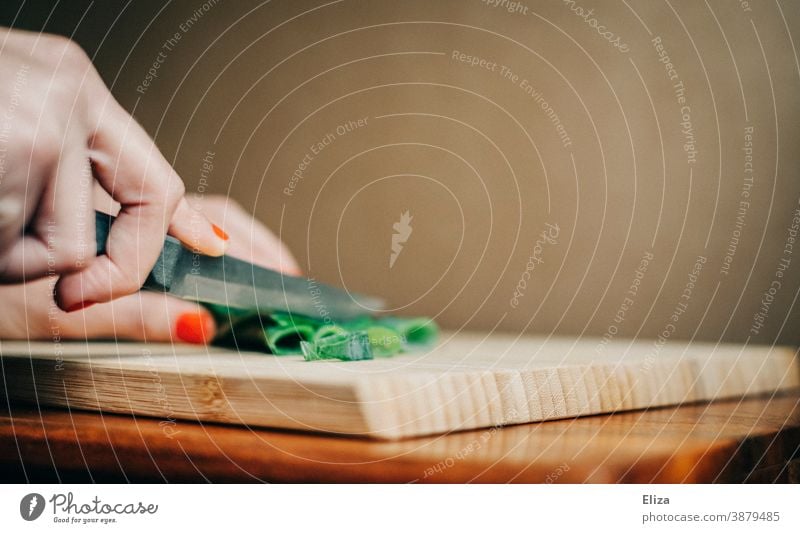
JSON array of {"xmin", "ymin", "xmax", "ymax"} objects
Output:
[{"xmin": 4, "ymin": 0, "xmax": 800, "ymax": 345}]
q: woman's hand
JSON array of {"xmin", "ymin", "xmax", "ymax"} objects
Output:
[
  {"xmin": 0, "ymin": 28, "xmax": 227, "ymax": 310},
  {"xmin": 0, "ymin": 195, "xmax": 301, "ymax": 344}
]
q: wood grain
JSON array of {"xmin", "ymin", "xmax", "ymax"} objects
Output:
[
  {"xmin": 1, "ymin": 333, "xmax": 798, "ymax": 439},
  {"xmin": 1, "ymin": 393, "xmax": 798, "ymax": 482}
]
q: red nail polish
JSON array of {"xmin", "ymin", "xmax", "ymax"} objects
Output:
[
  {"xmin": 176, "ymin": 311, "xmax": 215, "ymax": 344},
  {"xmin": 211, "ymin": 224, "xmax": 229, "ymax": 241},
  {"xmin": 65, "ymin": 301, "xmax": 96, "ymax": 313}
]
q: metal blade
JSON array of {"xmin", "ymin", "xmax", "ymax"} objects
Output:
[
  {"xmin": 150, "ymin": 240, "xmax": 383, "ymax": 321},
  {"xmin": 94, "ymin": 210, "xmax": 380, "ymax": 321}
]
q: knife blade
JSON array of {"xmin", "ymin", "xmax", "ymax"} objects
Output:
[{"xmin": 94, "ymin": 211, "xmax": 383, "ymax": 321}]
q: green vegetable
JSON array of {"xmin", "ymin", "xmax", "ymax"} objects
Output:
[
  {"xmin": 204, "ymin": 304, "xmax": 438, "ymax": 362},
  {"xmin": 313, "ymin": 324, "xmax": 348, "ymax": 342},
  {"xmin": 265, "ymin": 324, "xmax": 315, "ymax": 355},
  {"xmin": 300, "ymin": 332, "xmax": 373, "ymax": 361},
  {"xmin": 365, "ymin": 325, "xmax": 404, "ymax": 357},
  {"xmin": 378, "ymin": 317, "xmax": 439, "ymax": 346}
]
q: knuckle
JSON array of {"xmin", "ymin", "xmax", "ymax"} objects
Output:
[
  {"xmin": 16, "ymin": 124, "xmax": 61, "ymax": 162},
  {"xmin": 113, "ymin": 267, "xmax": 144, "ymax": 296},
  {"xmin": 171, "ymin": 178, "xmax": 187, "ymax": 199},
  {"xmin": 43, "ymin": 34, "xmax": 90, "ymax": 67},
  {"xmin": 164, "ymin": 178, "xmax": 186, "ymax": 207},
  {"xmin": 37, "ymin": 38, "xmax": 94, "ymax": 104},
  {"xmin": 50, "ymin": 243, "xmax": 90, "ymax": 273},
  {"xmin": 47, "ymin": 72, "xmax": 85, "ymax": 106},
  {"xmin": 63, "ymin": 40, "xmax": 90, "ymax": 67}
]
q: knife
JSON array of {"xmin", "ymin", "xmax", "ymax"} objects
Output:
[{"xmin": 94, "ymin": 211, "xmax": 383, "ymax": 321}]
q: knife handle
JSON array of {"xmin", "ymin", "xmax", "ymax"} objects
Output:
[{"xmin": 94, "ymin": 210, "xmax": 183, "ymax": 292}]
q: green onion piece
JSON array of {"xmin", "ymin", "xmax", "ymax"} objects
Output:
[
  {"xmin": 204, "ymin": 303, "xmax": 253, "ymax": 321},
  {"xmin": 265, "ymin": 324, "xmax": 315, "ymax": 355},
  {"xmin": 378, "ymin": 317, "xmax": 439, "ymax": 346},
  {"xmin": 204, "ymin": 304, "xmax": 276, "ymax": 350},
  {"xmin": 270, "ymin": 312, "xmax": 326, "ymax": 329},
  {"xmin": 343, "ymin": 316, "xmax": 375, "ymax": 330},
  {"xmin": 205, "ymin": 304, "xmax": 252, "ymax": 335},
  {"xmin": 300, "ymin": 340, "xmax": 315, "ymax": 359},
  {"xmin": 206, "ymin": 304, "xmax": 437, "ymax": 360},
  {"xmin": 313, "ymin": 324, "xmax": 348, "ymax": 342},
  {"xmin": 302, "ymin": 332, "xmax": 373, "ymax": 361},
  {"xmin": 365, "ymin": 325, "xmax": 404, "ymax": 357}
]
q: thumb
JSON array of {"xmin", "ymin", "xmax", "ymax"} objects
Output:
[{"xmin": 72, "ymin": 292, "xmax": 216, "ymax": 344}]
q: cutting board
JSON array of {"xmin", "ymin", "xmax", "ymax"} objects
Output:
[{"xmin": 1, "ymin": 333, "xmax": 798, "ymax": 439}]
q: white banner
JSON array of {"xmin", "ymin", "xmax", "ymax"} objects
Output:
[{"xmin": 0, "ymin": 484, "xmax": 798, "ymax": 532}]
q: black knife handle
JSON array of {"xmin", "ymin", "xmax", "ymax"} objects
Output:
[{"xmin": 94, "ymin": 210, "xmax": 184, "ymax": 292}]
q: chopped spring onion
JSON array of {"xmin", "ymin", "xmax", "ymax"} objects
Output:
[
  {"xmin": 365, "ymin": 325, "xmax": 404, "ymax": 357},
  {"xmin": 265, "ymin": 324, "xmax": 315, "ymax": 355},
  {"xmin": 300, "ymin": 332, "xmax": 372, "ymax": 361},
  {"xmin": 205, "ymin": 304, "xmax": 438, "ymax": 362},
  {"xmin": 378, "ymin": 317, "xmax": 439, "ymax": 346}
]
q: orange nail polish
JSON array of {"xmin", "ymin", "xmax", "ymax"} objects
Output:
[
  {"xmin": 65, "ymin": 301, "xmax": 96, "ymax": 313},
  {"xmin": 211, "ymin": 224, "xmax": 229, "ymax": 241},
  {"xmin": 176, "ymin": 311, "xmax": 215, "ymax": 344}
]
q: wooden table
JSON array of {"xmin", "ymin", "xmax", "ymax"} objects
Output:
[{"xmin": 1, "ymin": 392, "xmax": 799, "ymax": 483}]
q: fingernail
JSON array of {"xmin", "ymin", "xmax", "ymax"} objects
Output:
[
  {"xmin": 175, "ymin": 311, "xmax": 215, "ymax": 344},
  {"xmin": 65, "ymin": 301, "xmax": 96, "ymax": 313},
  {"xmin": 211, "ymin": 224, "xmax": 229, "ymax": 241}
]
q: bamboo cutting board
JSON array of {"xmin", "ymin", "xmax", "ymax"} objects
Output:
[{"xmin": 1, "ymin": 333, "xmax": 798, "ymax": 440}]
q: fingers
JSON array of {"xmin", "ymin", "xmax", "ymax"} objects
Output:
[
  {"xmin": 0, "ymin": 30, "xmax": 227, "ymax": 301},
  {"xmin": 0, "ymin": 166, "xmax": 43, "ymax": 281},
  {"xmin": 38, "ymin": 134, "xmax": 95, "ymax": 272},
  {"xmin": 55, "ymin": 101, "xmax": 227, "ymax": 310},
  {"xmin": 0, "ymin": 134, "xmax": 94, "ymax": 282},
  {"xmin": 63, "ymin": 291, "xmax": 216, "ymax": 344},
  {"xmin": 169, "ymin": 196, "xmax": 229, "ymax": 257},
  {"xmin": 0, "ymin": 32, "xmax": 95, "ymax": 282},
  {"xmin": 197, "ymin": 196, "xmax": 302, "ymax": 275},
  {"xmin": 0, "ymin": 276, "xmax": 215, "ymax": 344},
  {"xmin": 91, "ymin": 178, "xmax": 120, "ymax": 215}
]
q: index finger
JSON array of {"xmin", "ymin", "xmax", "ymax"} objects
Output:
[{"xmin": 55, "ymin": 100, "xmax": 227, "ymax": 310}]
